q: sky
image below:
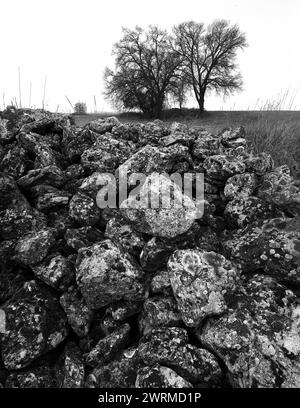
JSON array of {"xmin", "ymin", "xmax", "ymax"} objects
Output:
[{"xmin": 1, "ymin": 0, "xmax": 300, "ymax": 112}]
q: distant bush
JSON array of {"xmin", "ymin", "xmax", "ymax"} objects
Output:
[{"xmin": 74, "ymin": 102, "xmax": 87, "ymax": 114}]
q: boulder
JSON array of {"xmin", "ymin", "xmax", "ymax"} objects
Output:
[
  {"xmin": 69, "ymin": 192, "xmax": 100, "ymax": 226},
  {"xmin": 168, "ymin": 250, "xmax": 240, "ymax": 327},
  {"xmin": 120, "ymin": 173, "xmax": 197, "ymax": 238},
  {"xmin": 32, "ymin": 254, "xmax": 75, "ymax": 291},
  {"xmin": 257, "ymin": 165, "xmax": 300, "ymax": 216},
  {"xmin": 200, "ymin": 275, "xmax": 300, "ymax": 388},
  {"xmin": 138, "ymin": 327, "xmax": 222, "ymax": 384},
  {"xmin": 14, "ymin": 228, "xmax": 55, "ymax": 266},
  {"xmin": 224, "ymin": 217, "xmax": 300, "ymax": 286},
  {"xmin": 60, "ymin": 289, "xmax": 93, "ymax": 337},
  {"xmin": 76, "ymin": 239, "xmax": 145, "ymax": 309},
  {"xmin": 85, "ymin": 324, "xmax": 131, "ymax": 367},
  {"xmin": 0, "ymin": 280, "xmax": 68, "ymax": 370}
]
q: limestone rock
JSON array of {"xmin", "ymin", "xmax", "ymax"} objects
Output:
[
  {"xmin": 200, "ymin": 275, "xmax": 300, "ymax": 388},
  {"xmin": 69, "ymin": 192, "xmax": 100, "ymax": 226},
  {"xmin": 121, "ymin": 173, "xmax": 197, "ymax": 238},
  {"xmin": 0, "ymin": 280, "xmax": 68, "ymax": 370},
  {"xmin": 138, "ymin": 327, "xmax": 222, "ymax": 384},
  {"xmin": 76, "ymin": 239, "xmax": 145, "ymax": 309},
  {"xmin": 60, "ymin": 289, "xmax": 93, "ymax": 337},
  {"xmin": 224, "ymin": 217, "xmax": 300, "ymax": 286},
  {"xmin": 168, "ymin": 250, "xmax": 240, "ymax": 327},
  {"xmin": 85, "ymin": 324, "xmax": 131, "ymax": 367},
  {"xmin": 136, "ymin": 365, "xmax": 193, "ymax": 388},
  {"xmin": 14, "ymin": 228, "xmax": 55, "ymax": 266}
]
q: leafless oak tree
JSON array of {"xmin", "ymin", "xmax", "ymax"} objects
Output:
[
  {"xmin": 173, "ymin": 20, "xmax": 247, "ymax": 112},
  {"xmin": 104, "ymin": 26, "xmax": 182, "ymax": 117}
]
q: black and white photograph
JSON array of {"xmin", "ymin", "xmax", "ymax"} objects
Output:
[{"xmin": 0, "ymin": 0, "xmax": 299, "ymax": 401}]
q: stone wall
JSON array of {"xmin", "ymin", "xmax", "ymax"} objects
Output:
[{"xmin": 0, "ymin": 106, "xmax": 299, "ymax": 388}]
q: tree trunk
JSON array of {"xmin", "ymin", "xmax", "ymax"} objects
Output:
[
  {"xmin": 153, "ymin": 97, "xmax": 163, "ymax": 119},
  {"xmin": 198, "ymin": 91, "xmax": 205, "ymax": 112}
]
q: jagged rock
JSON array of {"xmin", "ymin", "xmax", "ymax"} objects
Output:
[
  {"xmin": 18, "ymin": 165, "xmax": 65, "ymax": 189},
  {"xmin": 167, "ymin": 250, "xmax": 240, "ymax": 327},
  {"xmin": 5, "ymin": 365, "xmax": 56, "ymax": 388},
  {"xmin": 159, "ymin": 131, "xmax": 195, "ymax": 148},
  {"xmin": 0, "ymin": 280, "xmax": 68, "ymax": 370},
  {"xmin": 150, "ymin": 270, "xmax": 172, "ymax": 295},
  {"xmin": 0, "ymin": 173, "xmax": 29, "ymax": 211},
  {"xmin": 105, "ymin": 215, "xmax": 145, "ymax": 258},
  {"xmin": 98, "ymin": 316, "xmax": 121, "ymax": 338},
  {"xmin": 112, "ymin": 123, "xmax": 141, "ymax": 142},
  {"xmin": 224, "ymin": 172, "xmax": 257, "ymax": 200},
  {"xmin": 86, "ymin": 346, "xmax": 142, "ymax": 388},
  {"xmin": 85, "ymin": 324, "xmax": 131, "ymax": 367},
  {"xmin": 0, "ymin": 144, "xmax": 28, "ymax": 178},
  {"xmin": 140, "ymin": 237, "xmax": 175, "ymax": 272},
  {"xmin": 244, "ymin": 152, "xmax": 274, "ymax": 175},
  {"xmin": 192, "ymin": 131, "xmax": 220, "ymax": 160},
  {"xmin": 78, "ymin": 172, "xmax": 102, "ymax": 197},
  {"xmin": 35, "ymin": 190, "xmax": 71, "ymax": 212},
  {"xmin": 87, "ymin": 117, "xmax": 120, "ymax": 134},
  {"xmin": 105, "ymin": 300, "xmax": 143, "ymax": 323},
  {"xmin": 0, "ymin": 268, "xmax": 26, "ymax": 303},
  {"xmin": 219, "ymin": 126, "xmax": 247, "ymax": 148},
  {"xmin": 32, "ymin": 141, "xmax": 64, "ymax": 169},
  {"xmin": 224, "ymin": 216, "xmax": 300, "ymax": 286},
  {"xmin": 62, "ymin": 127, "xmax": 97, "ymax": 161},
  {"xmin": 64, "ymin": 164, "xmax": 85, "ymax": 181},
  {"xmin": 140, "ymin": 224, "xmax": 220, "ymax": 272},
  {"xmin": 203, "ymin": 154, "xmax": 246, "ymax": 182},
  {"xmin": 81, "ymin": 133, "xmax": 132, "ymax": 173},
  {"xmin": 136, "ymin": 365, "xmax": 193, "ymax": 388},
  {"xmin": 64, "ymin": 226, "xmax": 103, "ymax": 251},
  {"xmin": 32, "ymin": 254, "xmax": 75, "ymax": 291},
  {"xmin": 47, "ymin": 209, "xmax": 76, "ymax": 237},
  {"xmin": 121, "ymin": 173, "xmax": 197, "ymax": 238},
  {"xmin": 138, "ymin": 120, "xmax": 170, "ymax": 145},
  {"xmin": 116, "ymin": 143, "xmax": 192, "ymax": 181},
  {"xmin": 56, "ymin": 343, "xmax": 85, "ymax": 388},
  {"xmin": 117, "ymin": 145, "xmax": 170, "ymax": 178},
  {"xmin": 0, "ymin": 117, "xmax": 15, "ymax": 144},
  {"xmin": 138, "ymin": 327, "xmax": 222, "ymax": 384},
  {"xmin": 0, "ymin": 207, "xmax": 47, "ymax": 240},
  {"xmin": 60, "ymin": 289, "xmax": 93, "ymax": 337},
  {"xmin": 76, "ymin": 239, "xmax": 145, "ymax": 309},
  {"xmin": 139, "ymin": 296, "xmax": 181, "ymax": 335},
  {"xmin": 200, "ymin": 275, "xmax": 300, "ymax": 388},
  {"xmin": 224, "ymin": 196, "xmax": 278, "ymax": 229},
  {"xmin": 257, "ymin": 165, "xmax": 300, "ymax": 216},
  {"xmin": 20, "ymin": 116, "xmax": 63, "ymax": 135},
  {"xmin": 14, "ymin": 228, "xmax": 55, "ymax": 266},
  {"xmin": 69, "ymin": 192, "xmax": 100, "ymax": 226}
]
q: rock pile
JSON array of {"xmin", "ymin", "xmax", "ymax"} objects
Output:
[{"xmin": 0, "ymin": 106, "xmax": 299, "ymax": 388}]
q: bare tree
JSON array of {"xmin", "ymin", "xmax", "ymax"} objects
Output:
[
  {"xmin": 174, "ymin": 20, "xmax": 247, "ymax": 112},
  {"xmin": 168, "ymin": 70, "xmax": 190, "ymax": 110},
  {"xmin": 104, "ymin": 26, "xmax": 182, "ymax": 118}
]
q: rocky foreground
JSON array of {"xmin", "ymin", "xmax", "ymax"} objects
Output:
[{"xmin": 0, "ymin": 107, "xmax": 299, "ymax": 388}]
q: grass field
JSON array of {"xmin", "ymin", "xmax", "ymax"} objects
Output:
[{"xmin": 73, "ymin": 110, "xmax": 300, "ymax": 177}]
